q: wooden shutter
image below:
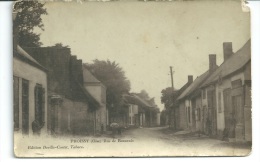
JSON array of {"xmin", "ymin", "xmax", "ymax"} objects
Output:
[
  {"xmin": 42, "ymin": 88, "xmax": 45, "ymax": 124},
  {"xmin": 13, "ymin": 76, "xmax": 19, "ymax": 130}
]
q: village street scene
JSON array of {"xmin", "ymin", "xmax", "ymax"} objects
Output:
[{"xmin": 13, "ymin": 0, "xmax": 251, "ymax": 157}]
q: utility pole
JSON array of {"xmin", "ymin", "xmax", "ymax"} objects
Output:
[
  {"xmin": 170, "ymin": 66, "xmax": 174, "ymax": 90},
  {"xmin": 169, "ymin": 66, "xmax": 176, "ymax": 130},
  {"xmin": 169, "ymin": 66, "xmax": 175, "ymax": 129}
]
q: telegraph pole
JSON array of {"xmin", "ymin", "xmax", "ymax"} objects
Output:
[
  {"xmin": 170, "ymin": 66, "xmax": 174, "ymax": 90},
  {"xmin": 169, "ymin": 66, "xmax": 176, "ymax": 130}
]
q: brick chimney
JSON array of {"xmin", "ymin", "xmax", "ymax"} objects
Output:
[
  {"xmin": 76, "ymin": 59, "xmax": 83, "ymax": 84},
  {"xmin": 188, "ymin": 75, "xmax": 193, "ymax": 83},
  {"xmin": 223, "ymin": 42, "xmax": 233, "ymax": 61},
  {"xmin": 209, "ymin": 54, "xmax": 217, "ymax": 73},
  {"xmin": 70, "ymin": 55, "xmax": 78, "ymax": 79},
  {"xmin": 70, "ymin": 56, "xmax": 84, "ymax": 85}
]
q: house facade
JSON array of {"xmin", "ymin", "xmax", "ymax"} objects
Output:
[
  {"xmin": 128, "ymin": 104, "xmax": 139, "ymax": 126},
  {"xmin": 177, "ymin": 54, "xmax": 217, "ymax": 132},
  {"xmin": 123, "ymin": 94, "xmax": 160, "ymax": 128},
  {"xmin": 175, "ymin": 40, "xmax": 251, "ymax": 142},
  {"xmin": 83, "ymin": 67, "xmax": 108, "ymax": 134},
  {"xmin": 175, "ymin": 75, "xmax": 193, "ymax": 130},
  {"xmin": 13, "ymin": 46, "xmax": 48, "ymax": 136},
  {"xmin": 200, "ymin": 40, "xmax": 251, "ymax": 141},
  {"xmin": 24, "ymin": 47, "xmax": 100, "ymax": 136}
]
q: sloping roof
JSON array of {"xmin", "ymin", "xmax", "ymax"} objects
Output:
[
  {"xmin": 83, "ymin": 67, "xmax": 101, "ymax": 83},
  {"xmin": 177, "ymin": 71, "xmax": 209, "ymax": 100},
  {"xmin": 201, "ymin": 39, "xmax": 251, "ymax": 88},
  {"xmin": 73, "ymin": 80, "xmax": 100, "ymax": 111},
  {"xmin": 123, "ymin": 94, "xmax": 152, "ymax": 108},
  {"xmin": 15, "ymin": 45, "xmax": 47, "ymax": 71}
]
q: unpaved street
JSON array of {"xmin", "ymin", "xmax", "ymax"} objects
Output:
[
  {"xmin": 111, "ymin": 127, "xmax": 252, "ymax": 156},
  {"xmin": 14, "ymin": 127, "xmax": 251, "ymax": 157}
]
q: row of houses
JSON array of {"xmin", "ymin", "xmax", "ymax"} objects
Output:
[
  {"xmin": 13, "ymin": 24, "xmax": 160, "ymax": 137},
  {"xmin": 13, "ymin": 44, "xmax": 109, "ymax": 136},
  {"xmin": 123, "ymin": 94, "xmax": 160, "ymax": 128},
  {"xmin": 174, "ymin": 40, "xmax": 251, "ymax": 142},
  {"xmin": 13, "ymin": 43, "xmax": 161, "ymax": 137}
]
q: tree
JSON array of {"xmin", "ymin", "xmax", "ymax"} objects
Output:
[
  {"xmin": 13, "ymin": 1, "xmax": 47, "ymax": 47},
  {"xmin": 161, "ymin": 87, "xmax": 175, "ymax": 109},
  {"xmin": 136, "ymin": 90, "xmax": 150, "ymax": 101},
  {"xmin": 135, "ymin": 90, "xmax": 158, "ymax": 107},
  {"xmin": 84, "ymin": 60, "xmax": 131, "ymax": 118},
  {"xmin": 52, "ymin": 43, "xmax": 69, "ymax": 48},
  {"xmin": 161, "ymin": 87, "xmax": 179, "ymax": 128}
]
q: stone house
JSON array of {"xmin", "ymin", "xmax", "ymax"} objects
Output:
[
  {"xmin": 24, "ymin": 47, "xmax": 100, "ymax": 136},
  {"xmin": 123, "ymin": 94, "xmax": 160, "ymax": 127},
  {"xmin": 13, "ymin": 45, "xmax": 48, "ymax": 136},
  {"xmin": 177, "ymin": 54, "xmax": 218, "ymax": 132},
  {"xmin": 200, "ymin": 40, "xmax": 251, "ymax": 141},
  {"xmin": 174, "ymin": 75, "xmax": 193, "ymax": 130},
  {"xmin": 83, "ymin": 67, "xmax": 108, "ymax": 134}
]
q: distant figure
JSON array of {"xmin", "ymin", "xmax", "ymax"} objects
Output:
[
  {"xmin": 101, "ymin": 124, "xmax": 104, "ymax": 134},
  {"xmin": 222, "ymin": 127, "xmax": 229, "ymax": 141},
  {"xmin": 206, "ymin": 118, "xmax": 211, "ymax": 136},
  {"xmin": 229, "ymin": 117, "xmax": 236, "ymax": 138},
  {"xmin": 117, "ymin": 126, "xmax": 122, "ymax": 135},
  {"xmin": 32, "ymin": 120, "xmax": 44, "ymax": 135},
  {"xmin": 110, "ymin": 122, "xmax": 119, "ymax": 138}
]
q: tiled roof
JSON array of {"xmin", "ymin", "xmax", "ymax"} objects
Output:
[
  {"xmin": 123, "ymin": 94, "xmax": 152, "ymax": 108},
  {"xmin": 83, "ymin": 67, "xmax": 101, "ymax": 83},
  {"xmin": 16, "ymin": 45, "xmax": 47, "ymax": 71},
  {"xmin": 201, "ymin": 39, "xmax": 251, "ymax": 88},
  {"xmin": 177, "ymin": 71, "xmax": 209, "ymax": 100},
  {"xmin": 74, "ymin": 80, "xmax": 100, "ymax": 110}
]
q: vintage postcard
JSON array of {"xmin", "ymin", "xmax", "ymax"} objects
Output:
[{"xmin": 13, "ymin": 0, "xmax": 251, "ymax": 157}]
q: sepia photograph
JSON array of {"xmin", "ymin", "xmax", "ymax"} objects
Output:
[{"xmin": 13, "ymin": 0, "xmax": 251, "ymax": 157}]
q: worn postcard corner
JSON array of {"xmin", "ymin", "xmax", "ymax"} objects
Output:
[{"xmin": 13, "ymin": 0, "xmax": 252, "ymax": 157}]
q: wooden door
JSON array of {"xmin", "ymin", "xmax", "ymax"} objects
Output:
[
  {"xmin": 223, "ymin": 88, "xmax": 235, "ymax": 138},
  {"xmin": 207, "ymin": 89, "xmax": 217, "ymax": 136},
  {"xmin": 233, "ymin": 95, "xmax": 244, "ymax": 138},
  {"xmin": 22, "ymin": 80, "xmax": 29, "ymax": 135}
]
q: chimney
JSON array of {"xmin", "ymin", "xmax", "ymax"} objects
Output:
[
  {"xmin": 223, "ymin": 42, "xmax": 233, "ymax": 61},
  {"xmin": 188, "ymin": 75, "xmax": 193, "ymax": 83},
  {"xmin": 209, "ymin": 54, "xmax": 217, "ymax": 73},
  {"xmin": 70, "ymin": 55, "xmax": 78, "ymax": 79},
  {"xmin": 76, "ymin": 59, "xmax": 83, "ymax": 84}
]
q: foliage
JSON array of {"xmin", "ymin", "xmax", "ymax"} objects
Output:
[
  {"xmin": 84, "ymin": 60, "xmax": 131, "ymax": 117},
  {"xmin": 14, "ymin": 1, "xmax": 47, "ymax": 47},
  {"xmin": 161, "ymin": 87, "xmax": 178, "ymax": 109},
  {"xmin": 52, "ymin": 43, "xmax": 69, "ymax": 48},
  {"xmin": 136, "ymin": 90, "xmax": 150, "ymax": 101}
]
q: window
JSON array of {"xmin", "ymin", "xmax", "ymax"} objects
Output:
[
  {"xmin": 231, "ymin": 79, "xmax": 242, "ymax": 89},
  {"xmin": 188, "ymin": 107, "xmax": 191, "ymax": 123},
  {"xmin": 34, "ymin": 84, "xmax": 45, "ymax": 126},
  {"xmin": 202, "ymin": 89, "xmax": 206, "ymax": 99},
  {"xmin": 197, "ymin": 108, "xmax": 201, "ymax": 121},
  {"xmin": 13, "ymin": 76, "xmax": 19, "ymax": 131},
  {"xmin": 218, "ymin": 92, "xmax": 222, "ymax": 113}
]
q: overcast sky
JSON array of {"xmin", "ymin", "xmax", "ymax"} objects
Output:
[{"xmin": 36, "ymin": 0, "xmax": 250, "ymax": 111}]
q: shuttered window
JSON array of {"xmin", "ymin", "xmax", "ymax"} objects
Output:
[
  {"xmin": 22, "ymin": 79, "xmax": 29, "ymax": 135},
  {"xmin": 218, "ymin": 92, "xmax": 222, "ymax": 113},
  {"xmin": 13, "ymin": 76, "xmax": 19, "ymax": 131},
  {"xmin": 34, "ymin": 84, "xmax": 45, "ymax": 125}
]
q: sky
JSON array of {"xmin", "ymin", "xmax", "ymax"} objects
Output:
[{"xmin": 36, "ymin": 0, "xmax": 250, "ymax": 111}]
